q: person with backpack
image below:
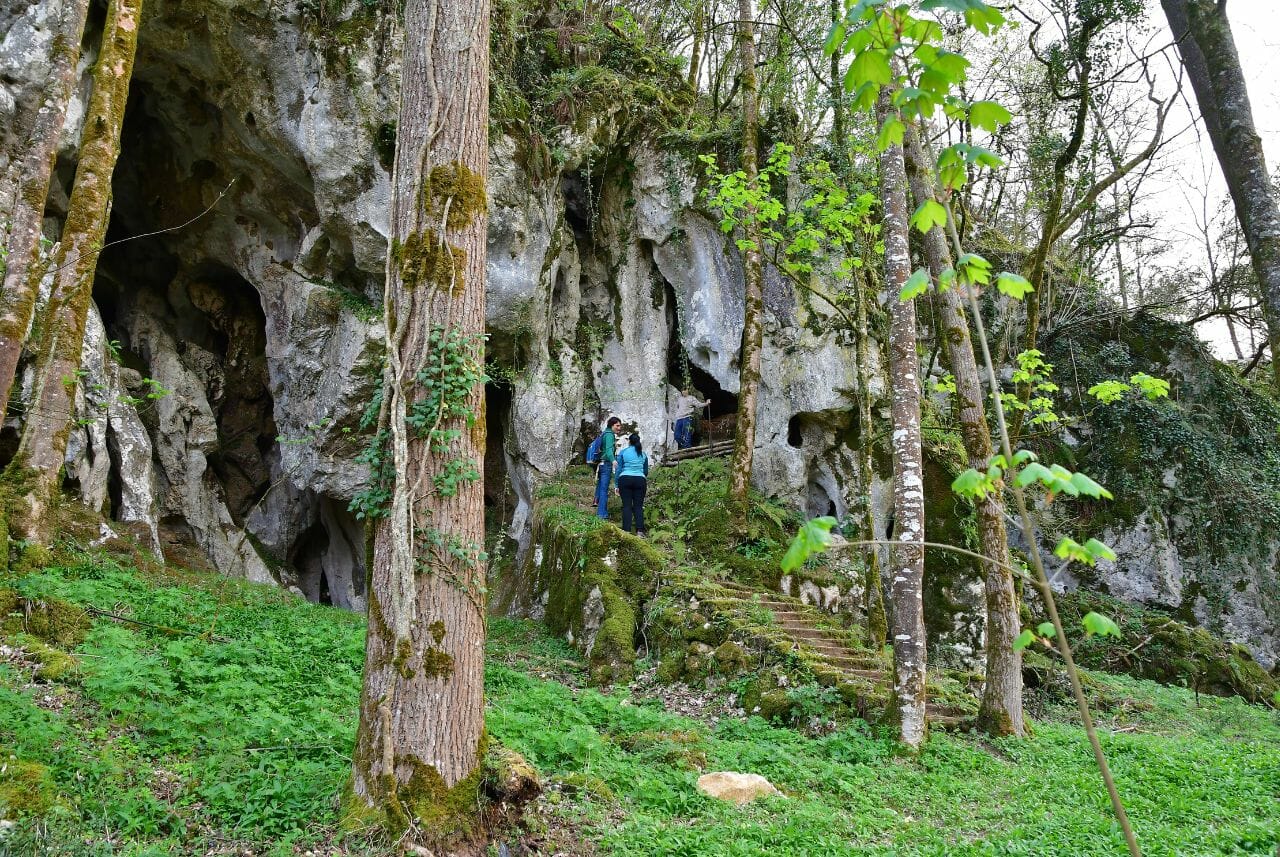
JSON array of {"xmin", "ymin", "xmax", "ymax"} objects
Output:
[
  {"xmin": 615, "ymin": 431, "xmax": 650, "ymax": 535},
  {"xmin": 589, "ymin": 416, "xmax": 622, "ymax": 519}
]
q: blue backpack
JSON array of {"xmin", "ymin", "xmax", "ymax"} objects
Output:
[{"xmin": 586, "ymin": 433, "xmax": 605, "ymax": 464}]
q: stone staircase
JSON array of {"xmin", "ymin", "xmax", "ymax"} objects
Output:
[{"xmin": 707, "ymin": 580, "xmax": 970, "ymax": 729}]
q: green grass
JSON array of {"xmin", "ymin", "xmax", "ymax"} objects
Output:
[{"xmin": 2, "ymin": 556, "xmax": 1278, "ymax": 855}]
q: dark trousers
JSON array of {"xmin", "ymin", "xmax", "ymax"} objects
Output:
[
  {"xmin": 674, "ymin": 417, "xmax": 694, "ymax": 448},
  {"xmin": 618, "ymin": 475, "xmax": 648, "ymax": 534}
]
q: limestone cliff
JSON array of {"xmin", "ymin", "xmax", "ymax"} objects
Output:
[{"xmin": 2, "ymin": 0, "xmax": 1276, "ymax": 672}]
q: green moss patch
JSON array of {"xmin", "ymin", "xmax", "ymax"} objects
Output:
[
  {"xmin": 0, "ymin": 752, "xmax": 58, "ymax": 817},
  {"xmin": 522, "ymin": 482, "xmax": 664, "ymax": 685},
  {"xmin": 1054, "ymin": 590, "xmax": 1278, "ymax": 705}
]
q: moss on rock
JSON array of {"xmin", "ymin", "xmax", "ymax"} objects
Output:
[
  {"xmin": 0, "ymin": 752, "xmax": 58, "ymax": 816},
  {"xmin": 1054, "ymin": 590, "xmax": 1278, "ymax": 705},
  {"xmin": 525, "ymin": 491, "xmax": 665, "ymax": 686}
]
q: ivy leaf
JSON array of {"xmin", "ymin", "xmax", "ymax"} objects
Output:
[
  {"xmin": 1013, "ymin": 629, "xmax": 1035, "ymax": 651},
  {"xmin": 1054, "ymin": 536, "xmax": 1090, "ymax": 564},
  {"xmin": 938, "ymin": 266, "xmax": 957, "ymax": 292},
  {"xmin": 910, "ymin": 198, "xmax": 949, "ymax": 234},
  {"xmin": 969, "ymin": 100, "xmax": 1012, "ymax": 132},
  {"xmin": 1082, "ymin": 611, "xmax": 1121, "ymax": 639},
  {"xmin": 951, "ymin": 467, "xmax": 988, "ymax": 499},
  {"xmin": 876, "ymin": 116, "xmax": 906, "ymax": 152},
  {"xmin": 851, "ymin": 80, "xmax": 880, "ymax": 112},
  {"xmin": 1083, "ymin": 538, "xmax": 1117, "ymax": 563},
  {"xmin": 1069, "ymin": 472, "xmax": 1113, "ymax": 500},
  {"xmin": 851, "ymin": 49, "xmax": 893, "ymax": 87},
  {"xmin": 899, "ymin": 267, "xmax": 931, "ymax": 302},
  {"xmin": 1129, "ymin": 372, "xmax": 1171, "ymax": 400},
  {"xmin": 996, "ymin": 271, "xmax": 1034, "ymax": 300},
  {"xmin": 824, "ymin": 21, "xmax": 847, "ymax": 56},
  {"xmin": 781, "ymin": 516, "xmax": 838, "ymax": 573},
  {"xmin": 956, "ymin": 252, "xmax": 992, "ymax": 285},
  {"xmin": 1014, "ymin": 461, "xmax": 1054, "ymax": 490},
  {"xmin": 1087, "ymin": 380, "xmax": 1128, "ymax": 403}
]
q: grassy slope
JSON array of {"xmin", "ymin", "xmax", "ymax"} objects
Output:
[{"xmin": 2, "ymin": 556, "xmax": 1277, "ymax": 856}]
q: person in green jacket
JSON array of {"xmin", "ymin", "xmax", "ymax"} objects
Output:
[{"xmin": 595, "ymin": 416, "xmax": 622, "ymax": 518}]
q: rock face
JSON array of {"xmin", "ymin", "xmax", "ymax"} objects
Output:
[
  {"xmin": 2, "ymin": 1, "xmax": 1277, "ymax": 671},
  {"xmin": 696, "ymin": 772, "xmax": 783, "ymax": 805}
]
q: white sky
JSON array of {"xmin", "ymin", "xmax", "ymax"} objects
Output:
[{"xmin": 1148, "ymin": 0, "xmax": 1280, "ymax": 356}]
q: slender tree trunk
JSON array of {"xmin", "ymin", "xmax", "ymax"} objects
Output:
[
  {"xmin": 8, "ymin": 0, "xmax": 142, "ymax": 541},
  {"xmin": 904, "ymin": 124, "xmax": 1023, "ymax": 737},
  {"xmin": 0, "ymin": 0, "xmax": 92, "ymax": 422},
  {"xmin": 1163, "ymin": 0, "xmax": 1280, "ymax": 390},
  {"xmin": 687, "ymin": 0, "xmax": 705, "ymax": 91},
  {"xmin": 347, "ymin": 0, "xmax": 490, "ymax": 841},
  {"xmin": 877, "ymin": 90, "xmax": 926, "ymax": 749},
  {"xmin": 824, "ymin": 3, "xmax": 882, "ymax": 644},
  {"xmin": 728, "ymin": 0, "xmax": 763, "ymax": 529},
  {"xmin": 856, "ymin": 270, "xmax": 887, "ymax": 647},
  {"xmin": 1015, "ymin": 18, "xmax": 1097, "ymax": 437}
]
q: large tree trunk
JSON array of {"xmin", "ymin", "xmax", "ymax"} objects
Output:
[
  {"xmin": 8, "ymin": 0, "xmax": 141, "ymax": 540},
  {"xmin": 347, "ymin": 0, "xmax": 490, "ymax": 841},
  {"xmin": 1163, "ymin": 0, "xmax": 1280, "ymax": 389},
  {"xmin": 903, "ymin": 124, "xmax": 1023, "ymax": 737},
  {"xmin": 877, "ymin": 91, "xmax": 927, "ymax": 749},
  {"xmin": 0, "ymin": 0, "xmax": 92, "ymax": 423},
  {"xmin": 727, "ymin": 0, "xmax": 764, "ymax": 528}
]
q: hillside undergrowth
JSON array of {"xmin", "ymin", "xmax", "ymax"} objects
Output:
[{"xmin": 0, "ymin": 555, "xmax": 1276, "ymax": 855}]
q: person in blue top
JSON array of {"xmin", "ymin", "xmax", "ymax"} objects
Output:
[
  {"xmin": 595, "ymin": 417, "xmax": 622, "ymax": 518},
  {"xmin": 615, "ymin": 431, "xmax": 650, "ymax": 535}
]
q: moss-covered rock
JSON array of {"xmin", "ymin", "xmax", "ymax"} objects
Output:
[
  {"xmin": 1053, "ymin": 590, "xmax": 1278, "ymax": 705},
  {"xmin": 12, "ymin": 634, "xmax": 78, "ymax": 681},
  {"xmin": 0, "ymin": 752, "xmax": 58, "ymax": 817},
  {"xmin": 481, "ymin": 744, "xmax": 541, "ymax": 806},
  {"xmin": 682, "ymin": 641, "xmax": 715, "ymax": 680},
  {"xmin": 713, "ymin": 640, "xmax": 750, "ymax": 675},
  {"xmin": 615, "ymin": 729, "xmax": 707, "ymax": 770},
  {"xmin": 523, "ymin": 490, "xmax": 665, "ymax": 685},
  {"xmin": 0, "ymin": 592, "xmax": 90, "ymax": 649}
]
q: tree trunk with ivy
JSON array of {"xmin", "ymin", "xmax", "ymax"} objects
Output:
[
  {"xmin": 904, "ymin": 124, "xmax": 1023, "ymax": 737},
  {"xmin": 1163, "ymin": 0, "xmax": 1280, "ymax": 390},
  {"xmin": 346, "ymin": 0, "xmax": 490, "ymax": 842},
  {"xmin": 727, "ymin": 0, "xmax": 764, "ymax": 530},
  {"xmin": 877, "ymin": 90, "xmax": 927, "ymax": 749},
  {"xmin": 8, "ymin": 0, "xmax": 142, "ymax": 542},
  {"xmin": 0, "ymin": 0, "xmax": 92, "ymax": 424}
]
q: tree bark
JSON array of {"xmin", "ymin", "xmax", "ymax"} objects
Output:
[
  {"xmin": 347, "ymin": 0, "xmax": 490, "ymax": 841},
  {"xmin": 903, "ymin": 123, "xmax": 1023, "ymax": 737},
  {"xmin": 1163, "ymin": 0, "xmax": 1280, "ymax": 390},
  {"xmin": 9, "ymin": 0, "xmax": 141, "ymax": 540},
  {"xmin": 877, "ymin": 90, "xmax": 927, "ymax": 749},
  {"xmin": 0, "ymin": 0, "xmax": 92, "ymax": 423},
  {"xmin": 345, "ymin": 0, "xmax": 488, "ymax": 844},
  {"xmin": 728, "ymin": 0, "xmax": 764, "ymax": 529},
  {"xmin": 687, "ymin": 0, "xmax": 705, "ymax": 91},
  {"xmin": 856, "ymin": 270, "xmax": 887, "ymax": 647},
  {"xmin": 1015, "ymin": 16, "xmax": 1099, "ymax": 437}
]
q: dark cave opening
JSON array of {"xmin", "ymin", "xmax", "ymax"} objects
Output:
[
  {"xmin": 485, "ymin": 381, "xmax": 514, "ymax": 512},
  {"xmin": 664, "ymin": 282, "xmax": 737, "ymax": 443},
  {"xmin": 787, "ymin": 415, "xmax": 804, "ymax": 448}
]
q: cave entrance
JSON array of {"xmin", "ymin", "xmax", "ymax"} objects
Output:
[
  {"xmin": 484, "ymin": 381, "xmax": 514, "ymax": 516},
  {"xmin": 664, "ymin": 282, "xmax": 737, "ymax": 445}
]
